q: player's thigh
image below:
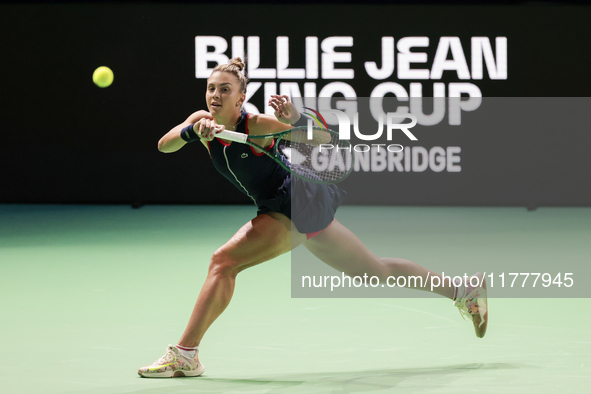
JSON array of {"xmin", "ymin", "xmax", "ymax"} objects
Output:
[
  {"xmin": 217, "ymin": 211, "xmax": 307, "ymax": 272},
  {"xmin": 303, "ymin": 220, "xmax": 384, "ymax": 277}
]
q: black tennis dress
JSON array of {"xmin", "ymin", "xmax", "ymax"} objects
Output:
[{"xmin": 207, "ymin": 111, "xmax": 347, "ymax": 233}]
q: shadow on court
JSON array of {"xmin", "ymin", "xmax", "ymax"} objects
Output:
[{"xmin": 117, "ymin": 363, "xmax": 521, "ymax": 394}]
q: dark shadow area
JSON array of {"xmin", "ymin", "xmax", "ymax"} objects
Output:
[{"xmin": 120, "ymin": 363, "xmax": 522, "ymax": 394}]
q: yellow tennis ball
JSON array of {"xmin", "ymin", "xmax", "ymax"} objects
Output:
[{"xmin": 93, "ymin": 66, "xmax": 114, "ymax": 88}]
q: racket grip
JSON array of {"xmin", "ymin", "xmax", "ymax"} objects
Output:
[{"xmin": 215, "ymin": 130, "xmax": 248, "ymax": 142}]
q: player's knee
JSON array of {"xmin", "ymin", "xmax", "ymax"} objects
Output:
[
  {"xmin": 379, "ymin": 257, "xmax": 414, "ymax": 277},
  {"xmin": 208, "ymin": 249, "xmax": 240, "ymax": 278}
]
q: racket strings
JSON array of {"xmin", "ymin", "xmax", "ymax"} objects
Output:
[{"xmin": 278, "ymin": 128, "xmax": 353, "ymax": 183}]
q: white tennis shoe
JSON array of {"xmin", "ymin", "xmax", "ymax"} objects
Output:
[
  {"xmin": 138, "ymin": 345, "xmax": 205, "ymax": 378},
  {"xmin": 454, "ymin": 272, "xmax": 488, "ymax": 338}
]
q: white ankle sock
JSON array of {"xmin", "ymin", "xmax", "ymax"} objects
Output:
[{"xmin": 176, "ymin": 344, "xmax": 199, "ymax": 359}]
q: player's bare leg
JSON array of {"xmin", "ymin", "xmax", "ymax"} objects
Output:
[
  {"xmin": 139, "ymin": 212, "xmax": 307, "ymax": 377},
  {"xmin": 303, "ymin": 219, "xmax": 487, "ymax": 337},
  {"xmin": 178, "ymin": 212, "xmax": 307, "ymax": 348},
  {"xmin": 303, "ymin": 220, "xmax": 454, "ymax": 298}
]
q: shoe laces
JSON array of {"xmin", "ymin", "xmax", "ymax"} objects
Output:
[
  {"xmin": 156, "ymin": 346, "xmax": 178, "ymax": 365},
  {"xmin": 456, "ymin": 301, "xmax": 473, "ymax": 322},
  {"xmin": 454, "ymin": 287, "xmax": 487, "ymax": 325}
]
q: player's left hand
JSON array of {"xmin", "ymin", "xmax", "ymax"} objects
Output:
[{"xmin": 268, "ymin": 95, "xmax": 298, "ymax": 124}]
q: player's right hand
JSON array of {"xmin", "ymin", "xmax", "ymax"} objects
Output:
[{"xmin": 195, "ymin": 119, "xmax": 224, "ymax": 141}]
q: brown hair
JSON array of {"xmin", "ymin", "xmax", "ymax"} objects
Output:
[{"xmin": 211, "ymin": 57, "xmax": 248, "ymax": 94}]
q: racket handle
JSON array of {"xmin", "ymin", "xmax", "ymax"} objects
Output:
[{"xmin": 215, "ymin": 130, "xmax": 248, "ymax": 142}]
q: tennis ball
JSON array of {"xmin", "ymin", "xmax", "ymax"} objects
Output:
[{"xmin": 93, "ymin": 66, "xmax": 114, "ymax": 88}]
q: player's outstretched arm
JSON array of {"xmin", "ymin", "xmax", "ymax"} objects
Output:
[{"xmin": 158, "ymin": 110, "xmax": 214, "ymax": 153}]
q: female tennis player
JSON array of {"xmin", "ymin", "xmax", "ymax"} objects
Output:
[{"xmin": 138, "ymin": 58, "xmax": 488, "ymax": 378}]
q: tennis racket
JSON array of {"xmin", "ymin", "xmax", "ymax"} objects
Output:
[{"xmin": 215, "ymin": 126, "xmax": 353, "ymax": 184}]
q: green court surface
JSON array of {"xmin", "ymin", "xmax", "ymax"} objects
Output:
[{"xmin": 1, "ymin": 204, "xmax": 589, "ymax": 393}]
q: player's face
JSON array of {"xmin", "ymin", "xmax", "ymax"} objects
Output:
[{"xmin": 206, "ymin": 72, "xmax": 244, "ymax": 117}]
